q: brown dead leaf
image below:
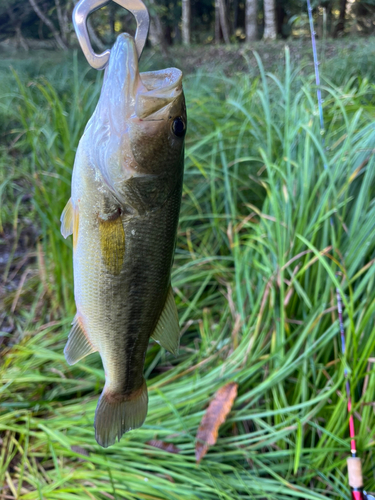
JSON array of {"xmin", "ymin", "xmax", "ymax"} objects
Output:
[
  {"xmin": 195, "ymin": 382, "xmax": 238, "ymax": 463},
  {"xmin": 146, "ymin": 440, "xmax": 181, "ymax": 454}
]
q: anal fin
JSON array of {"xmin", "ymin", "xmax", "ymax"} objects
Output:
[
  {"xmin": 60, "ymin": 198, "xmax": 74, "ymax": 239},
  {"xmin": 64, "ymin": 315, "xmax": 96, "ymax": 365},
  {"xmin": 151, "ymin": 286, "xmax": 180, "ymax": 355}
]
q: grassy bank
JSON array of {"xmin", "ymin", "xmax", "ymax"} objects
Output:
[{"xmin": 1, "ymin": 43, "xmax": 375, "ymax": 499}]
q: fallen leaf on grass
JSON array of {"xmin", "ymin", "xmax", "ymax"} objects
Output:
[{"xmin": 195, "ymin": 382, "xmax": 238, "ymax": 463}]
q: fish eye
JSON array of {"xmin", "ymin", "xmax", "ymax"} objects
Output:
[{"xmin": 172, "ymin": 117, "xmax": 186, "ymax": 138}]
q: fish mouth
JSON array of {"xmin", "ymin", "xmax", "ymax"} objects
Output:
[
  {"xmin": 102, "ymin": 33, "xmax": 183, "ymax": 123},
  {"xmin": 136, "ymin": 68, "xmax": 183, "ymax": 120}
]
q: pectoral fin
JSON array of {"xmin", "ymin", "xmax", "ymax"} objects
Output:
[
  {"xmin": 98, "ymin": 212, "xmax": 125, "ymax": 276},
  {"xmin": 151, "ymin": 286, "xmax": 180, "ymax": 355},
  {"xmin": 64, "ymin": 315, "xmax": 96, "ymax": 365},
  {"xmin": 60, "ymin": 198, "xmax": 73, "ymax": 238}
]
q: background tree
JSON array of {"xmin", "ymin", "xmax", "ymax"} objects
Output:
[
  {"xmin": 0, "ymin": 0, "xmax": 374, "ymax": 50},
  {"xmin": 28, "ymin": 0, "xmax": 68, "ymax": 49},
  {"xmin": 333, "ymin": 0, "xmax": 347, "ymax": 36},
  {"xmin": 263, "ymin": 0, "xmax": 277, "ymax": 40},
  {"xmin": 218, "ymin": 0, "xmax": 230, "ymax": 44},
  {"xmin": 352, "ymin": 0, "xmax": 375, "ymax": 34},
  {"xmin": 0, "ymin": 0, "xmax": 35, "ymax": 48},
  {"xmin": 215, "ymin": 0, "xmax": 221, "ymax": 43},
  {"xmin": 182, "ymin": 0, "xmax": 190, "ymax": 45},
  {"xmin": 147, "ymin": 0, "xmax": 168, "ymax": 56},
  {"xmin": 246, "ymin": 0, "xmax": 258, "ymax": 41},
  {"xmin": 4, "ymin": 0, "xmax": 32, "ymax": 50},
  {"xmin": 215, "ymin": 0, "xmax": 230, "ymax": 44}
]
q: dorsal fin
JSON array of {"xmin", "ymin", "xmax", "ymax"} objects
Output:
[{"xmin": 151, "ymin": 286, "xmax": 180, "ymax": 355}]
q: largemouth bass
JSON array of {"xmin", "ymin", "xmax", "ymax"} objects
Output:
[{"xmin": 60, "ymin": 33, "xmax": 186, "ymax": 448}]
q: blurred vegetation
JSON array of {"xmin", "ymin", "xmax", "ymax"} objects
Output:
[
  {"xmin": 2, "ymin": 0, "xmax": 375, "ymax": 53},
  {"xmin": 1, "ymin": 34, "xmax": 375, "ymax": 498}
]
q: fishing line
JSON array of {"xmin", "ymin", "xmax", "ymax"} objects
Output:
[
  {"xmin": 306, "ymin": 3, "xmax": 370, "ymax": 499},
  {"xmin": 306, "ymin": 0, "xmax": 325, "ymax": 152}
]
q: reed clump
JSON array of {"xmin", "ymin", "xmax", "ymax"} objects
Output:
[{"xmin": 1, "ymin": 48, "xmax": 375, "ymax": 499}]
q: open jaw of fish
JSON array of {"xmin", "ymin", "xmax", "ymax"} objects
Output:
[{"xmin": 60, "ymin": 33, "xmax": 186, "ymax": 448}]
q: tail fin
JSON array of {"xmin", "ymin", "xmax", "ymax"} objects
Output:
[{"xmin": 94, "ymin": 379, "xmax": 148, "ymax": 448}]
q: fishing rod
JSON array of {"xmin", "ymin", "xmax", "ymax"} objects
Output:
[
  {"xmin": 305, "ymin": 3, "xmax": 373, "ymax": 499},
  {"xmin": 337, "ymin": 289, "xmax": 366, "ymax": 500}
]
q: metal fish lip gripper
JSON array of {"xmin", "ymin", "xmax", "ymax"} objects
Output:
[{"xmin": 73, "ymin": 0, "xmax": 150, "ymax": 69}]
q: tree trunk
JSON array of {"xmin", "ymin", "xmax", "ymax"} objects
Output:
[
  {"xmin": 182, "ymin": 0, "xmax": 190, "ymax": 45},
  {"xmin": 215, "ymin": 0, "xmax": 221, "ymax": 43},
  {"xmin": 245, "ymin": 0, "xmax": 257, "ymax": 41},
  {"xmin": 55, "ymin": 0, "xmax": 69, "ymax": 45},
  {"xmin": 263, "ymin": 0, "xmax": 277, "ymax": 40},
  {"xmin": 218, "ymin": 0, "xmax": 230, "ymax": 44},
  {"xmin": 28, "ymin": 0, "xmax": 68, "ymax": 50},
  {"xmin": 333, "ymin": 0, "xmax": 347, "ymax": 37},
  {"xmin": 147, "ymin": 0, "xmax": 169, "ymax": 56}
]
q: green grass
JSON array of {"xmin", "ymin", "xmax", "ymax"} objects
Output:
[{"xmin": 1, "ymin": 44, "xmax": 375, "ymax": 499}]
